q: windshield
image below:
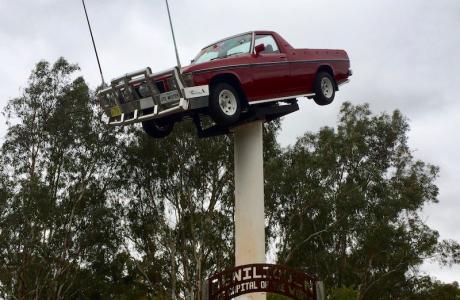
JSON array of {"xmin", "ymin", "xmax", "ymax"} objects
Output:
[{"xmin": 193, "ymin": 33, "xmax": 252, "ymax": 64}]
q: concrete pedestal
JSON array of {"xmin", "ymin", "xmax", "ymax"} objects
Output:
[{"xmin": 234, "ymin": 120, "xmax": 266, "ymax": 300}]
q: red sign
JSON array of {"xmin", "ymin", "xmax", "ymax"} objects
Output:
[{"xmin": 204, "ymin": 263, "xmax": 320, "ymax": 300}]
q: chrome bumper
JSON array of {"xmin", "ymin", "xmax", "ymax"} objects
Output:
[{"xmin": 107, "ymin": 98, "xmax": 191, "ymax": 126}]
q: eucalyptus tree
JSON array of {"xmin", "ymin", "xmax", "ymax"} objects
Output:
[
  {"xmin": 408, "ymin": 277, "xmax": 460, "ymax": 300},
  {"xmin": 118, "ymin": 121, "xmax": 233, "ymax": 299},
  {"xmin": 266, "ymin": 102, "xmax": 460, "ymax": 299},
  {"xmin": 0, "ymin": 58, "xmax": 126, "ymax": 299}
]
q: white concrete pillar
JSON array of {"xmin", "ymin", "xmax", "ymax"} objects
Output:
[{"xmin": 234, "ymin": 120, "xmax": 266, "ymax": 300}]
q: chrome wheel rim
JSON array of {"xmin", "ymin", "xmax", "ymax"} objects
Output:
[
  {"xmin": 218, "ymin": 89, "xmax": 237, "ymax": 116},
  {"xmin": 321, "ymin": 77, "xmax": 334, "ymax": 98}
]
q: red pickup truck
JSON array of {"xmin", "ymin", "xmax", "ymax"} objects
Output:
[{"xmin": 98, "ymin": 31, "xmax": 351, "ymax": 137}]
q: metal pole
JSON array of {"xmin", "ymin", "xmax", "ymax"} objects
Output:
[
  {"xmin": 81, "ymin": 0, "xmax": 106, "ymax": 86},
  {"xmin": 165, "ymin": 0, "xmax": 182, "ymax": 69},
  {"xmin": 234, "ymin": 121, "xmax": 266, "ymax": 300}
]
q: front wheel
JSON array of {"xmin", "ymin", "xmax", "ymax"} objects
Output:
[
  {"xmin": 313, "ymin": 72, "xmax": 336, "ymax": 106},
  {"xmin": 209, "ymin": 82, "xmax": 242, "ymax": 126},
  {"xmin": 142, "ymin": 118, "xmax": 174, "ymax": 138}
]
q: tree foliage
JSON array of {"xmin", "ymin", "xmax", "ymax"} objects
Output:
[
  {"xmin": 0, "ymin": 58, "xmax": 127, "ymax": 298},
  {"xmin": 117, "ymin": 122, "xmax": 235, "ymax": 299},
  {"xmin": 266, "ymin": 103, "xmax": 459, "ymax": 299},
  {"xmin": 409, "ymin": 277, "xmax": 460, "ymax": 300},
  {"xmin": 0, "ymin": 58, "xmax": 459, "ymax": 299}
]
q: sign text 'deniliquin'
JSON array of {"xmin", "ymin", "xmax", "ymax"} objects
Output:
[{"xmin": 206, "ymin": 264, "xmax": 318, "ymax": 300}]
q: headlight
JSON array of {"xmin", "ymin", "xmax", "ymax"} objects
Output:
[
  {"xmin": 182, "ymin": 73, "xmax": 194, "ymax": 87},
  {"xmin": 138, "ymin": 83, "xmax": 150, "ymax": 98},
  {"xmin": 167, "ymin": 77, "xmax": 177, "ymax": 90}
]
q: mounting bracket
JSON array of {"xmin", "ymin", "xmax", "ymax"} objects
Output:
[{"xmin": 193, "ymin": 100, "xmax": 299, "ymax": 138}]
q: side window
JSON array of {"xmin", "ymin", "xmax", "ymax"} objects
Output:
[{"xmin": 254, "ymin": 35, "xmax": 280, "ymax": 54}]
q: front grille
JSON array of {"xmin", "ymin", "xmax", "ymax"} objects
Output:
[
  {"xmin": 156, "ymin": 81, "xmax": 166, "ymax": 93},
  {"xmin": 167, "ymin": 77, "xmax": 177, "ymax": 90}
]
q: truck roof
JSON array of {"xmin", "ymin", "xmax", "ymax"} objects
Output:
[{"xmin": 201, "ymin": 30, "xmax": 290, "ymax": 50}]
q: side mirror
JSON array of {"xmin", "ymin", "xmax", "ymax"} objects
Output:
[
  {"xmin": 191, "ymin": 59, "xmax": 195, "ymax": 64},
  {"xmin": 254, "ymin": 44, "xmax": 265, "ymax": 56}
]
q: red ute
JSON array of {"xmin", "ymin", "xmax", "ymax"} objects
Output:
[{"xmin": 98, "ymin": 31, "xmax": 351, "ymax": 138}]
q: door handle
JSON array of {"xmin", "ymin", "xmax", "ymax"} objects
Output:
[{"xmin": 279, "ymin": 55, "xmax": 287, "ymax": 60}]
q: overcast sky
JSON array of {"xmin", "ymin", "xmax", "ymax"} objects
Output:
[{"xmin": 0, "ymin": 0, "xmax": 459, "ymax": 282}]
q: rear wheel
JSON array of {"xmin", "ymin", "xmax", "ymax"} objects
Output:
[
  {"xmin": 142, "ymin": 118, "xmax": 174, "ymax": 138},
  {"xmin": 313, "ymin": 72, "xmax": 336, "ymax": 106},
  {"xmin": 209, "ymin": 82, "xmax": 242, "ymax": 126}
]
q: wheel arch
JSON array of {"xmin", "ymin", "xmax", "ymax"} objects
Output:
[
  {"xmin": 209, "ymin": 73, "xmax": 248, "ymax": 106},
  {"xmin": 316, "ymin": 65, "xmax": 337, "ymax": 90}
]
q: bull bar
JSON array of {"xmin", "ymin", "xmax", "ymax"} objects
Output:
[{"xmin": 97, "ymin": 66, "xmax": 209, "ymax": 125}]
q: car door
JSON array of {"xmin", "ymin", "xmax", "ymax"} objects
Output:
[{"xmin": 248, "ymin": 34, "xmax": 291, "ymax": 101}]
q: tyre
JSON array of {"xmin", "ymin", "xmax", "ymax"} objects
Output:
[
  {"xmin": 209, "ymin": 82, "xmax": 242, "ymax": 126},
  {"xmin": 142, "ymin": 118, "xmax": 174, "ymax": 138},
  {"xmin": 313, "ymin": 72, "xmax": 336, "ymax": 106}
]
